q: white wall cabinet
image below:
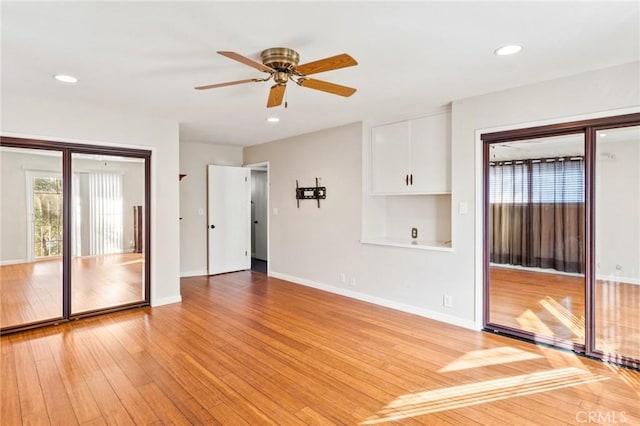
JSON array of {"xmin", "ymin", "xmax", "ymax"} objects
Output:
[
  {"xmin": 363, "ymin": 110, "xmax": 452, "ymax": 250},
  {"xmin": 371, "ymin": 112, "xmax": 450, "ymax": 194}
]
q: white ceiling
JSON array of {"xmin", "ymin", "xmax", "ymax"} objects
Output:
[{"xmin": 2, "ymin": 1, "xmax": 638, "ymax": 147}]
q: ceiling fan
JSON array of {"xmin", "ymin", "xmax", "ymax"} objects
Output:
[{"xmin": 195, "ymin": 47, "xmax": 358, "ymax": 108}]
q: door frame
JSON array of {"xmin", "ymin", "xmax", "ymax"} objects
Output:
[
  {"xmin": 244, "ymin": 161, "xmax": 270, "ymax": 275},
  {"xmin": 479, "ymin": 112, "xmax": 640, "ymax": 369}
]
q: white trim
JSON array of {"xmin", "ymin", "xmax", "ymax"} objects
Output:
[
  {"xmin": 596, "ymin": 274, "xmax": 640, "ymax": 286},
  {"xmin": 269, "ymin": 271, "xmax": 479, "ymax": 331},
  {"xmin": 151, "ymin": 294, "xmax": 182, "ymax": 307},
  {"xmin": 0, "ymin": 259, "xmax": 28, "ymax": 266},
  {"xmin": 180, "ymin": 270, "xmax": 208, "ymax": 278},
  {"xmin": 490, "ymin": 263, "xmax": 584, "ymax": 278},
  {"xmin": 474, "ymin": 105, "xmax": 640, "ymax": 329}
]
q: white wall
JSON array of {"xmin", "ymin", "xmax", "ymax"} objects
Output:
[
  {"xmin": 245, "ymin": 122, "xmax": 475, "ymax": 329},
  {"xmin": 179, "ymin": 140, "xmax": 243, "ymax": 276},
  {"xmin": 244, "ymin": 61, "xmax": 640, "ymax": 329},
  {"xmin": 595, "ymin": 135, "xmax": 640, "ymax": 284},
  {"xmin": 1, "ymin": 95, "xmax": 181, "ymax": 306}
]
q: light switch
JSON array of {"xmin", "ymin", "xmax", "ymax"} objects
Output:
[
  {"xmin": 198, "ymin": 208, "xmax": 204, "ymax": 216},
  {"xmin": 459, "ymin": 202, "xmax": 469, "ymax": 215},
  {"xmin": 273, "ymin": 207, "xmax": 279, "ymax": 216}
]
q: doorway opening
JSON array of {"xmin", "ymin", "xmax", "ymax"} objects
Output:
[{"xmin": 246, "ymin": 162, "xmax": 269, "ymax": 275}]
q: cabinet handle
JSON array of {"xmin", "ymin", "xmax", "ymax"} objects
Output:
[
  {"xmin": 410, "ymin": 174, "xmax": 413, "ymax": 185},
  {"xmin": 405, "ymin": 174, "xmax": 409, "ymax": 186}
]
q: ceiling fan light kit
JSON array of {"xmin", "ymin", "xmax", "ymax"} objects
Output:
[{"xmin": 195, "ymin": 47, "xmax": 358, "ymax": 108}]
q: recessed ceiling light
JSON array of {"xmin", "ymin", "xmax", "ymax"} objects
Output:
[
  {"xmin": 266, "ymin": 117, "xmax": 280, "ymax": 123},
  {"xmin": 494, "ymin": 45, "xmax": 523, "ymax": 56},
  {"xmin": 54, "ymin": 74, "xmax": 78, "ymax": 83}
]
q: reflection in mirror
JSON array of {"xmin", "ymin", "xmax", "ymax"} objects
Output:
[
  {"xmin": 0, "ymin": 147, "xmax": 64, "ymax": 328},
  {"xmin": 595, "ymin": 125, "xmax": 640, "ymax": 360},
  {"xmin": 488, "ymin": 133, "xmax": 585, "ymax": 346},
  {"xmin": 71, "ymin": 153, "xmax": 145, "ymax": 314}
]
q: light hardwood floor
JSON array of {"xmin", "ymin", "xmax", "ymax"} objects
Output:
[
  {"xmin": 1, "ymin": 271, "xmax": 639, "ymax": 425},
  {"xmin": 1, "ymin": 253, "xmax": 144, "ymax": 328},
  {"xmin": 490, "ymin": 266, "xmax": 640, "ymax": 359}
]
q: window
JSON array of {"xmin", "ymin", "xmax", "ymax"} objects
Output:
[{"xmin": 489, "ymin": 157, "xmax": 584, "ymax": 204}]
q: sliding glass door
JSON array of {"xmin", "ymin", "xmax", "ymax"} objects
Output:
[
  {"xmin": 593, "ymin": 125, "xmax": 640, "ymax": 363},
  {"xmin": 0, "ymin": 138, "xmax": 150, "ymax": 334},
  {"xmin": 483, "ymin": 113, "xmax": 640, "ymax": 369}
]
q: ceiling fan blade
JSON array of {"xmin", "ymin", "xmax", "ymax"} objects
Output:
[
  {"xmin": 295, "ymin": 53, "xmax": 358, "ymax": 76},
  {"xmin": 298, "ymin": 78, "xmax": 357, "ymax": 97},
  {"xmin": 218, "ymin": 51, "xmax": 274, "ymax": 73},
  {"xmin": 194, "ymin": 78, "xmax": 258, "ymax": 90},
  {"xmin": 267, "ymin": 84, "xmax": 286, "ymax": 108}
]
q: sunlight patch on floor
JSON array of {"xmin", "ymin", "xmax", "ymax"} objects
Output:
[
  {"xmin": 361, "ymin": 367, "xmax": 609, "ymax": 424},
  {"xmin": 517, "ymin": 308, "xmax": 554, "ymax": 336},
  {"xmin": 605, "ymin": 363, "xmax": 640, "ymax": 398},
  {"xmin": 438, "ymin": 346, "xmax": 542, "ymax": 373},
  {"xmin": 539, "ymin": 296, "xmax": 585, "ymax": 339}
]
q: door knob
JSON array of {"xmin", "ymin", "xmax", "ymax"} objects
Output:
[
  {"xmin": 210, "ymin": 224, "xmax": 215, "ymax": 229},
  {"xmin": 253, "ymin": 221, "xmax": 258, "ymax": 224}
]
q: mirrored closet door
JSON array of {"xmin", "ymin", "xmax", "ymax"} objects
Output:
[
  {"xmin": 0, "ymin": 146, "xmax": 64, "ymax": 328},
  {"xmin": 593, "ymin": 125, "xmax": 640, "ymax": 362},
  {"xmin": 487, "ymin": 133, "xmax": 586, "ymax": 348},
  {"xmin": 483, "ymin": 113, "xmax": 640, "ymax": 369},
  {"xmin": 70, "ymin": 153, "xmax": 147, "ymax": 314},
  {"xmin": 0, "ymin": 138, "xmax": 150, "ymax": 334}
]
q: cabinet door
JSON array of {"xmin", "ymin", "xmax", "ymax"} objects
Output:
[
  {"xmin": 371, "ymin": 121, "xmax": 410, "ymax": 193},
  {"xmin": 409, "ymin": 113, "xmax": 451, "ymax": 193}
]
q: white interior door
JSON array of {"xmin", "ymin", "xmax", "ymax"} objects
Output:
[{"xmin": 207, "ymin": 165, "xmax": 251, "ymax": 275}]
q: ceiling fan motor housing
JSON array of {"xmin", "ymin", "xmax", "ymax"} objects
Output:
[{"xmin": 261, "ymin": 47, "xmax": 300, "ymax": 72}]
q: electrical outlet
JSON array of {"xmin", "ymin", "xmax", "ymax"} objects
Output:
[
  {"xmin": 350, "ymin": 277, "xmax": 356, "ymax": 287},
  {"xmin": 339, "ymin": 273, "xmax": 346, "ymax": 284},
  {"xmin": 443, "ymin": 295, "xmax": 453, "ymax": 307}
]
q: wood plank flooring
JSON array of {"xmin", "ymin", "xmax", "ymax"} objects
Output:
[
  {"xmin": 1, "ymin": 253, "xmax": 144, "ymax": 328},
  {"xmin": 490, "ymin": 266, "xmax": 640, "ymax": 359},
  {"xmin": 2, "ymin": 271, "xmax": 639, "ymax": 425}
]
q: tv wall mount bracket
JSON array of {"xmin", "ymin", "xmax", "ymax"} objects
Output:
[{"xmin": 295, "ymin": 178, "xmax": 326, "ymax": 208}]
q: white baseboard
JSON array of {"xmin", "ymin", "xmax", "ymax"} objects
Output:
[
  {"xmin": 596, "ymin": 274, "xmax": 640, "ymax": 285},
  {"xmin": 0, "ymin": 258, "xmax": 28, "ymax": 266},
  {"xmin": 269, "ymin": 271, "xmax": 479, "ymax": 331},
  {"xmin": 180, "ymin": 270, "xmax": 208, "ymax": 278},
  {"xmin": 151, "ymin": 294, "xmax": 182, "ymax": 307}
]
